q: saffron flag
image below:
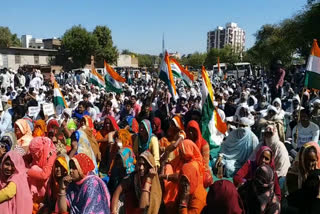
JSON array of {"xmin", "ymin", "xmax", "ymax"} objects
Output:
[
  {"xmin": 200, "ymin": 66, "xmax": 227, "ymax": 158},
  {"xmin": 170, "ymin": 58, "xmax": 194, "ymax": 87},
  {"xmin": 159, "ymin": 51, "xmax": 178, "ymax": 101},
  {"xmin": 305, "ymin": 39, "xmax": 320, "ymax": 90},
  {"xmin": 53, "ymin": 80, "xmax": 68, "ymax": 108},
  {"xmin": 90, "ymin": 66, "xmax": 105, "ymax": 88},
  {"xmin": 104, "ymin": 61, "xmax": 124, "ymax": 93}
]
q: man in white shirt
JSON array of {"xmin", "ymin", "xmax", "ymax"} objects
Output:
[{"xmin": 292, "ymin": 108, "xmax": 320, "ymax": 150}]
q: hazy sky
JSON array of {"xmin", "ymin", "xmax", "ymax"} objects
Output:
[{"xmin": 1, "ymin": 0, "xmax": 307, "ymax": 55}]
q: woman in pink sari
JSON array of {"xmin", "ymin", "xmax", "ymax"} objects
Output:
[
  {"xmin": 14, "ymin": 119, "xmax": 33, "ymax": 152},
  {"xmin": 27, "ymin": 137, "xmax": 57, "ymax": 213},
  {"xmin": 0, "ymin": 150, "xmax": 33, "ymax": 214}
]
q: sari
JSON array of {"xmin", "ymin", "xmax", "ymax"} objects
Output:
[
  {"xmin": 44, "ymin": 155, "xmax": 69, "ymax": 213},
  {"xmin": 47, "ymin": 119, "xmax": 68, "ymax": 155},
  {"xmin": 218, "ymin": 127, "xmax": 259, "ymax": 177},
  {"xmin": 286, "ymin": 142, "xmax": 320, "ymax": 194},
  {"xmin": 33, "ymin": 119, "xmax": 47, "ymax": 137},
  {"xmin": 133, "ymin": 119, "xmax": 160, "ymax": 167},
  {"xmin": 14, "ymin": 119, "xmax": 33, "ymax": 148},
  {"xmin": 124, "ymin": 151, "xmax": 161, "ymax": 214},
  {"xmin": 27, "ymin": 137, "xmax": 57, "ymax": 210},
  {"xmin": 204, "ymin": 180, "xmax": 244, "ymax": 214},
  {"xmin": 238, "ymin": 165, "xmax": 281, "ymax": 214},
  {"xmin": 0, "ymin": 151, "xmax": 33, "ymax": 214},
  {"xmin": 67, "ymin": 153, "xmax": 111, "ymax": 214},
  {"xmin": 153, "ymin": 117, "xmax": 164, "ymax": 139},
  {"xmin": 126, "ymin": 116, "xmax": 139, "ymax": 134},
  {"xmin": 82, "ymin": 115, "xmax": 100, "ymax": 161},
  {"xmin": 234, "ymin": 146, "xmax": 281, "ymax": 200},
  {"xmin": 178, "ymin": 139, "xmax": 207, "ymax": 214}
]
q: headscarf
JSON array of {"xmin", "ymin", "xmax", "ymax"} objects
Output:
[
  {"xmin": 0, "ymin": 133, "xmax": 15, "ymax": 152},
  {"xmin": 118, "ymin": 147, "xmax": 135, "ymax": 174},
  {"xmin": 254, "ymin": 146, "xmax": 275, "ymax": 169},
  {"xmin": 126, "ymin": 116, "xmax": 139, "ymax": 134},
  {"xmin": 117, "ymin": 129, "xmax": 133, "ymax": 148},
  {"xmin": 0, "ymin": 151, "xmax": 33, "ymax": 214},
  {"xmin": 252, "ymin": 165, "xmax": 280, "ymax": 213},
  {"xmin": 81, "ymin": 115, "xmax": 101, "ymax": 162},
  {"xmin": 33, "ymin": 119, "xmax": 47, "ymax": 137},
  {"xmin": 29, "ymin": 137, "xmax": 57, "ymax": 168},
  {"xmin": 47, "ymin": 119, "xmax": 59, "ymax": 133},
  {"xmin": 46, "ymin": 155, "xmax": 70, "ymax": 212},
  {"xmin": 178, "ymin": 139, "xmax": 204, "ymax": 194},
  {"xmin": 206, "ymin": 180, "xmax": 243, "ymax": 214},
  {"xmin": 298, "ymin": 142, "xmax": 320, "ymax": 182},
  {"xmin": 71, "ymin": 153, "xmax": 95, "ymax": 178},
  {"xmin": 104, "ymin": 115, "xmax": 119, "ymax": 133},
  {"xmin": 138, "ymin": 151, "xmax": 162, "ymax": 214},
  {"xmin": 14, "ymin": 119, "xmax": 33, "ymax": 147},
  {"xmin": 186, "ymin": 120, "xmax": 208, "ymax": 150},
  {"xmin": 172, "ymin": 115, "xmax": 184, "ymax": 130},
  {"xmin": 138, "ymin": 119, "xmax": 153, "ymax": 154},
  {"xmin": 153, "ymin": 117, "xmax": 164, "ymax": 138}
]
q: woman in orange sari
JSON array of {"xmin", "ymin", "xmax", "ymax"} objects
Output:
[{"xmin": 33, "ymin": 120, "xmax": 47, "ymax": 137}]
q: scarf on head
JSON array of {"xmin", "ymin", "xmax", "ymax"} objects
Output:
[
  {"xmin": 138, "ymin": 119, "xmax": 153, "ymax": 154},
  {"xmin": 186, "ymin": 120, "xmax": 208, "ymax": 150},
  {"xmin": 15, "ymin": 119, "xmax": 33, "ymax": 148},
  {"xmin": 0, "ymin": 151, "xmax": 33, "ymax": 214},
  {"xmin": 81, "ymin": 115, "xmax": 101, "ymax": 162},
  {"xmin": 126, "ymin": 116, "xmax": 139, "ymax": 134},
  {"xmin": 72, "ymin": 153, "xmax": 95, "ymax": 178},
  {"xmin": 33, "ymin": 120, "xmax": 47, "ymax": 137}
]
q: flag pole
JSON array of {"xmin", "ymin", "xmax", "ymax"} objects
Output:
[{"xmin": 294, "ymin": 86, "xmax": 306, "ymax": 146}]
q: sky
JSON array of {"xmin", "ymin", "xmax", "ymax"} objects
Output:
[{"xmin": 1, "ymin": 0, "xmax": 307, "ymax": 55}]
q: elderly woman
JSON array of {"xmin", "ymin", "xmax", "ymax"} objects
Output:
[
  {"xmin": 0, "ymin": 151, "xmax": 33, "ymax": 214},
  {"xmin": 57, "ymin": 153, "xmax": 111, "ymax": 214},
  {"xmin": 111, "ymin": 150, "xmax": 162, "ymax": 214}
]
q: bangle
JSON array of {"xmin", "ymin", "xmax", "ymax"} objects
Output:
[
  {"xmin": 166, "ymin": 174, "xmax": 169, "ymax": 180},
  {"xmin": 58, "ymin": 192, "xmax": 66, "ymax": 196},
  {"xmin": 179, "ymin": 202, "xmax": 188, "ymax": 208}
]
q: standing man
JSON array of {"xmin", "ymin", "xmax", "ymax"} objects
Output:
[{"xmin": 272, "ymin": 60, "xmax": 286, "ymax": 100}]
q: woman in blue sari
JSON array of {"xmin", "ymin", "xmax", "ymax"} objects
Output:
[{"xmin": 57, "ymin": 153, "xmax": 111, "ymax": 214}]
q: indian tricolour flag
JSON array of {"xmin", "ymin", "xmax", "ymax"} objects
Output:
[
  {"xmin": 200, "ymin": 66, "xmax": 227, "ymax": 158},
  {"xmin": 104, "ymin": 60, "xmax": 126, "ymax": 93},
  {"xmin": 305, "ymin": 39, "xmax": 320, "ymax": 90},
  {"xmin": 53, "ymin": 80, "xmax": 68, "ymax": 108},
  {"xmin": 90, "ymin": 67, "xmax": 105, "ymax": 88},
  {"xmin": 170, "ymin": 58, "xmax": 194, "ymax": 87},
  {"xmin": 160, "ymin": 51, "xmax": 178, "ymax": 101}
]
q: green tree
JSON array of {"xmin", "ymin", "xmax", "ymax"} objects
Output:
[
  {"xmin": 60, "ymin": 25, "xmax": 98, "ymax": 68},
  {"xmin": 0, "ymin": 27, "xmax": 21, "ymax": 48},
  {"xmin": 92, "ymin": 25, "xmax": 118, "ymax": 66},
  {"xmin": 180, "ymin": 52, "xmax": 206, "ymax": 69},
  {"xmin": 204, "ymin": 45, "xmax": 240, "ymax": 68}
]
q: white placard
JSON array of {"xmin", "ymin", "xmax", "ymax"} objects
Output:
[
  {"xmin": 28, "ymin": 106, "xmax": 40, "ymax": 117},
  {"xmin": 43, "ymin": 103, "xmax": 55, "ymax": 116}
]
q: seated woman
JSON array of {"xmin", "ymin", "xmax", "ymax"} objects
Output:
[
  {"xmin": 0, "ymin": 151, "xmax": 33, "ymax": 214},
  {"xmin": 152, "ymin": 117, "xmax": 165, "ymax": 139},
  {"xmin": 41, "ymin": 155, "xmax": 69, "ymax": 214},
  {"xmin": 60, "ymin": 108, "xmax": 77, "ymax": 147},
  {"xmin": 234, "ymin": 146, "xmax": 281, "ymax": 200},
  {"xmin": 286, "ymin": 141, "xmax": 320, "ymax": 195},
  {"xmin": 111, "ymin": 150, "xmax": 162, "ymax": 214},
  {"xmin": 176, "ymin": 139, "xmax": 207, "ymax": 214},
  {"xmin": 57, "ymin": 153, "xmax": 111, "ymax": 214},
  {"xmin": 214, "ymin": 116, "xmax": 259, "ymax": 178},
  {"xmin": 202, "ymin": 180, "xmax": 244, "ymax": 214},
  {"xmin": 33, "ymin": 119, "xmax": 47, "ymax": 137},
  {"xmin": 27, "ymin": 137, "xmax": 57, "ymax": 213},
  {"xmin": 238, "ymin": 164, "xmax": 281, "ymax": 214},
  {"xmin": 186, "ymin": 120, "xmax": 213, "ymax": 187},
  {"xmin": 133, "ymin": 119, "xmax": 160, "ymax": 168},
  {"xmin": 108, "ymin": 147, "xmax": 135, "ymax": 195},
  {"xmin": 14, "ymin": 119, "xmax": 33, "ymax": 152},
  {"xmin": 69, "ymin": 116, "xmax": 100, "ymax": 174}
]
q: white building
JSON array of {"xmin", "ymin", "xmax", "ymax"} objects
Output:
[
  {"xmin": 21, "ymin": 35, "xmax": 32, "ymax": 48},
  {"xmin": 21, "ymin": 35, "xmax": 44, "ymax": 49},
  {"xmin": 0, "ymin": 47, "xmax": 57, "ymax": 70},
  {"xmin": 207, "ymin": 22, "xmax": 245, "ymax": 53}
]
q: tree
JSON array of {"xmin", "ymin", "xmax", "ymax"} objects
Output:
[
  {"xmin": 180, "ymin": 52, "xmax": 206, "ymax": 69},
  {"xmin": 59, "ymin": 25, "xmax": 98, "ymax": 68},
  {"xmin": 204, "ymin": 45, "xmax": 240, "ymax": 68},
  {"xmin": 0, "ymin": 27, "xmax": 21, "ymax": 48},
  {"xmin": 92, "ymin": 25, "xmax": 118, "ymax": 66}
]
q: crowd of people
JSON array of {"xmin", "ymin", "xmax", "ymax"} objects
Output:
[{"xmin": 0, "ymin": 61, "xmax": 319, "ymax": 214}]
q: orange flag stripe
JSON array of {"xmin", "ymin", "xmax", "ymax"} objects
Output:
[{"xmin": 104, "ymin": 60, "xmax": 126, "ymax": 83}]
